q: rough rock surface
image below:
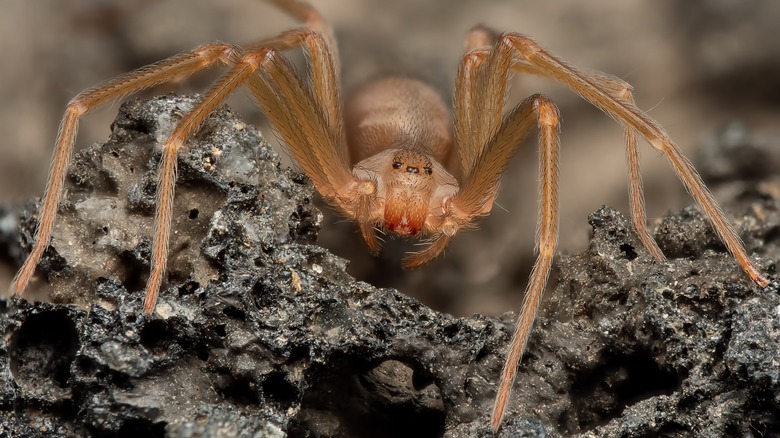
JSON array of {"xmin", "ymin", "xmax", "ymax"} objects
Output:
[{"xmin": 1, "ymin": 95, "xmax": 778, "ymax": 437}]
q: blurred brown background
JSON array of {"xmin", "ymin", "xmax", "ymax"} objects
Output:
[{"xmin": 2, "ymin": 0, "xmax": 780, "ymax": 316}]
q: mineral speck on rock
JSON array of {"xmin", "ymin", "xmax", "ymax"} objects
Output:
[{"xmin": 0, "ymin": 95, "xmax": 778, "ymax": 437}]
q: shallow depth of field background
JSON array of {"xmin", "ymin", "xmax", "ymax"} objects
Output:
[{"xmin": 2, "ymin": 0, "xmax": 779, "ymax": 316}]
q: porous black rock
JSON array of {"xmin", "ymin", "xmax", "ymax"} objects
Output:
[{"xmin": 1, "ymin": 95, "xmax": 778, "ymax": 437}]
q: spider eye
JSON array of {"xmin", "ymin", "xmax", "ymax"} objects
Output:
[
  {"xmin": 423, "ymin": 166, "xmax": 432, "ymax": 175},
  {"xmin": 392, "ymin": 161, "xmax": 403, "ymax": 169}
]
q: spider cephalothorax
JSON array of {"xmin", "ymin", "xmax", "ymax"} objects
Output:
[
  {"xmin": 353, "ymin": 147, "xmax": 458, "ymax": 236},
  {"xmin": 11, "ymin": 0, "xmax": 768, "ymax": 431}
]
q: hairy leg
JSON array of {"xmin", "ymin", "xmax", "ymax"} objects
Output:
[
  {"xmin": 502, "ymin": 36, "xmax": 665, "ymax": 260},
  {"xmin": 145, "ymin": 47, "xmax": 270, "ymax": 312},
  {"xmin": 11, "ymin": 43, "xmax": 239, "ymax": 298},
  {"xmin": 147, "ymin": 29, "xmax": 356, "ymax": 312},
  {"xmin": 491, "ymin": 95, "xmax": 560, "ymax": 431},
  {"xmin": 584, "ymin": 72, "xmax": 665, "ymax": 260},
  {"xmin": 451, "ymin": 29, "xmax": 769, "ymax": 430},
  {"xmin": 500, "ymin": 32, "xmax": 766, "ymax": 287}
]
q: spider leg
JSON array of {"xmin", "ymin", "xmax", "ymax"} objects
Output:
[
  {"xmin": 261, "ymin": 0, "xmax": 339, "ymax": 68},
  {"xmin": 476, "ymin": 31, "xmax": 770, "ymax": 431},
  {"xmin": 510, "ymin": 55, "xmax": 665, "ymax": 260},
  {"xmin": 247, "ymin": 1, "xmax": 341, "ymax": 134},
  {"xmin": 625, "ymin": 124, "xmax": 666, "ymax": 260},
  {"xmin": 455, "ymin": 39, "xmax": 568, "ymax": 429},
  {"xmin": 452, "ymin": 89, "xmax": 562, "ymax": 430},
  {"xmin": 243, "ymin": 32, "xmax": 353, "ymax": 200},
  {"xmin": 145, "ymin": 47, "xmax": 272, "ymax": 313},
  {"xmin": 10, "ymin": 42, "xmax": 240, "ymax": 298},
  {"xmin": 491, "ymin": 96, "xmax": 560, "ymax": 431},
  {"xmin": 146, "ymin": 33, "xmax": 356, "ymax": 313},
  {"xmin": 464, "ymin": 24, "xmax": 499, "ymax": 52},
  {"xmin": 499, "ymin": 33, "xmax": 767, "ymax": 287},
  {"xmin": 455, "ymin": 25, "xmax": 514, "ymax": 179},
  {"xmin": 245, "ymin": 25, "xmax": 380, "ymax": 250},
  {"xmin": 249, "ymin": 1, "xmax": 343, "ymax": 153},
  {"xmin": 402, "ymin": 234, "xmax": 452, "ymax": 268},
  {"xmin": 244, "ymin": 27, "xmax": 344, "ymax": 147},
  {"xmin": 406, "ymin": 34, "xmax": 534, "ymax": 268},
  {"xmin": 454, "ymin": 42, "xmax": 488, "ymax": 178},
  {"xmin": 419, "ymin": 37, "xmax": 564, "ymax": 418},
  {"xmin": 390, "ymin": 49, "xmax": 479, "ymax": 267},
  {"xmin": 587, "ymin": 72, "xmax": 665, "ymax": 260}
]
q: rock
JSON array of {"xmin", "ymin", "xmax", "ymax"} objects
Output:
[{"xmin": 1, "ymin": 95, "xmax": 778, "ymax": 437}]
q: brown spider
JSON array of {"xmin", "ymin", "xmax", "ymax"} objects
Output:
[{"xmin": 10, "ymin": 0, "xmax": 769, "ymax": 431}]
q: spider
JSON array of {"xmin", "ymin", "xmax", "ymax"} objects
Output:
[{"xmin": 10, "ymin": 0, "xmax": 769, "ymax": 431}]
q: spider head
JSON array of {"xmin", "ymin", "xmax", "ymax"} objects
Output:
[
  {"xmin": 352, "ymin": 148, "xmax": 459, "ymax": 238},
  {"xmin": 383, "ymin": 149, "xmax": 436, "ymax": 235}
]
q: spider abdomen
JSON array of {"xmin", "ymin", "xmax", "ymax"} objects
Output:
[{"xmin": 344, "ymin": 76, "xmax": 453, "ymax": 166}]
